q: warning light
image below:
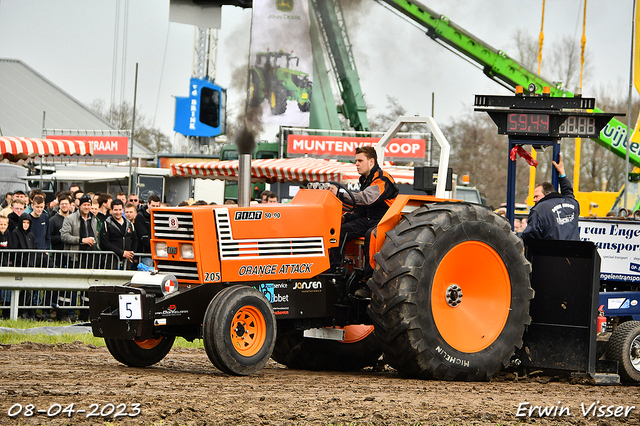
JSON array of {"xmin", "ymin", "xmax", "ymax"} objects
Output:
[
  {"xmin": 461, "ymin": 174, "xmax": 470, "ymax": 185},
  {"xmin": 515, "ymin": 86, "xmax": 524, "ymax": 95}
]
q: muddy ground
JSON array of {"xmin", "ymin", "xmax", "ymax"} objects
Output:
[{"xmin": 0, "ymin": 342, "xmax": 638, "ymax": 426}]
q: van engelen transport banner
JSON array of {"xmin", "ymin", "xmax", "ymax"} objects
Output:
[
  {"xmin": 579, "ymin": 218, "xmax": 640, "ymax": 282},
  {"xmin": 287, "ymin": 134, "xmax": 426, "ymax": 161}
]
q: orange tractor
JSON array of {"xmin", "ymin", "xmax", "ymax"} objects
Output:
[
  {"xmin": 88, "ymin": 114, "xmax": 538, "ymax": 381},
  {"xmin": 89, "ymin": 185, "xmax": 532, "ymax": 380}
]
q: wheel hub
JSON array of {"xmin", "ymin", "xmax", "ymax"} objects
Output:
[
  {"xmin": 445, "ymin": 284, "xmax": 463, "ymax": 307},
  {"xmin": 234, "ymin": 322, "xmax": 247, "ymax": 339},
  {"xmin": 631, "ymin": 336, "xmax": 640, "ymax": 370}
]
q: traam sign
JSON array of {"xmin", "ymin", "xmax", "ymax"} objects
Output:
[
  {"xmin": 47, "ymin": 135, "xmax": 129, "ymax": 157},
  {"xmin": 287, "ymin": 134, "xmax": 426, "ymax": 161}
]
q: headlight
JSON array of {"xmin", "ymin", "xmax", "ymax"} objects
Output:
[
  {"xmin": 155, "ymin": 242, "xmax": 168, "ymax": 257},
  {"xmin": 181, "ymin": 243, "xmax": 194, "ymax": 259}
]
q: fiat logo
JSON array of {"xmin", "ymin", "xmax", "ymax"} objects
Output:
[{"xmin": 168, "ymin": 216, "xmax": 179, "ymax": 230}]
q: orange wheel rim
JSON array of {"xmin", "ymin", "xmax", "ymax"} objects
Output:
[
  {"xmin": 135, "ymin": 337, "xmax": 163, "ymax": 349},
  {"xmin": 432, "ymin": 241, "xmax": 510, "ymax": 353},
  {"xmin": 230, "ymin": 305, "xmax": 266, "ymax": 357}
]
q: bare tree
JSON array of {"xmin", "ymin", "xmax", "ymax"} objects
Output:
[
  {"xmin": 513, "ymin": 30, "xmax": 539, "ymax": 71},
  {"xmin": 88, "ymin": 100, "xmax": 172, "ymax": 153},
  {"xmin": 443, "ymin": 113, "xmax": 532, "ymax": 208}
]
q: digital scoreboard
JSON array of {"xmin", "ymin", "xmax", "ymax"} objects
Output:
[
  {"xmin": 474, "ymin": 94, "xmax": 615, "ymax": 139},
  {"xmin": 474, "ymin": 88, "xmax": 620, "ymax": 230}
]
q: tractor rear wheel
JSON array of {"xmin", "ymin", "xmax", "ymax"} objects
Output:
[
  {"xmin": 271, "ymin": 325, "xmax": 382, "ymax": 371},
  {"xmin": 606, "ymin": 320, "xmax": 640, "ymax": 383},
  {"xmin": 203, "ymin": 286, "xmax": 277, "ymax": 376},
  {"xmin": 269, "ymin": 84, "xmax": 287, "ymax": 115},
  {"xmin": 104, "ymin": 336, "xmax": 175, "ymax": 368},
  {"xmin": 368, "ymin": 203, "xmax": 533, "ymax": 381}
]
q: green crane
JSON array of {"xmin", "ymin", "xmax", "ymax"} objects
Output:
[
  {"xmin": 309, "ymin": 0, "xmax": 370, "ymax": 132},
  {"xmin": 378, "ymin": 0, "xmax": 638, "ymax": 167}
]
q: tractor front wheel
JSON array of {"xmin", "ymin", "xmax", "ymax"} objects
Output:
[
  {"xmin": 606, "ymin": 320, "xmax": 640, "ymax": 383},
  {"xmin": 203, "ymin": 286, "xmax": 277, "ymax": 376},
  {"xmin": 104, "ymin": 336, "xmax": 175, "ymax": 368},
  {"xmin": 297, "ymin": 86, "xmax": 312, "ymax": 112},
  {"xmin": 271, "ymin": 325, "xmax": 382, "ymax": 371},
  {"xmin": 249, "ymin": 69, "xmax": 262, "ymax": 107},
  {"xmin": 368, "ymin": 203, "xmax": 533, "ymax": 381}
]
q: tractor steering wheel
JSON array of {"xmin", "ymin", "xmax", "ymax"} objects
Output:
[{"xmin": 329, "ymin": 181, "xmax": 357, "ymax": 213}]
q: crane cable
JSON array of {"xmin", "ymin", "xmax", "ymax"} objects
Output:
[
  {"xmin": 527, "ymin": 0, "xmax": 546, "ymax": 208},
  {"xmin": 574, "ymin": 1, "xmax": 587, "ymax": 195}
]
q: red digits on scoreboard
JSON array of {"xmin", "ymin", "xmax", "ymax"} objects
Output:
[
  {"xmin": 540, "ymin": 115, "xmax": 549, "ymax": 132},
  {"xmin": 519, "ymin": 114, "xmax": 527, "ymax": 131}
]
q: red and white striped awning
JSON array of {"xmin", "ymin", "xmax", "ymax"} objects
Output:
[
  {"xmin": 0, "ymin": 137, "xmax": 94, "ymax": 161},
  {"xmin": 170, "ymin": 157, "xmax": 415, "ymax": 184}
]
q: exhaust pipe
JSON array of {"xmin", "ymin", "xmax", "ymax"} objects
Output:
[
  {"xmin": 235, "ymin": 126, "xmax": 256, "ymax": 208},
  {"xmin": 238, "ymin": 153, "xmax": 251, "ymax": 207}
]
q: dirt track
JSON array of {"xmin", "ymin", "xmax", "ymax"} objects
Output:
[{"xmin": 0, "ymin": 341, "xmax": 639, "ymax": 426}]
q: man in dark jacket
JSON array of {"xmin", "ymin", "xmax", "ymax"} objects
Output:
[
  {"xmin": 60, "ymin": 195, "xmax": 99, "ymax": 268},
  {"xmin": 7, "ymin": 198, "xmax": 26, "ymax": 232},
  {"xmin": 125, "ymin": 202, "xmax": 150, "ymax": 264},
  {"xmin": 100, "ymin": 199, "xmax": 137, "ymax": 270},
  {"xmin": 522, "ymin": 154, "xmax": 580, "ymax": 240},
  {"xmin": 10, "ymin": 212, "xmax": 35, "ymax": 266},
  {"xmin": 29, "ymin": 194, "xmax": 50, "ymax": 250},
  {"xmin": 50, "ymin": 195, "xmax": 72, "ymax": 251},
  {"xmin": 137, "ymin": 194, "xmax": 161, "ymax": 231},
  {"xmin": 329, "ymin": 146, "xmax": 399, "ymax": 295}
]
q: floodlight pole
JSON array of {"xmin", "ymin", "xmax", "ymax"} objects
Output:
[{"xmin": 128, "ymin": 63, "xmax": 138, "ymax": 196}]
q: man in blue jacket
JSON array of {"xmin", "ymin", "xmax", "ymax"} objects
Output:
[{"xmin": 522, "ymin": 154, "xmax": 580, "ymax": 241}]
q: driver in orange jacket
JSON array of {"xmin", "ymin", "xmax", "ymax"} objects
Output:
[{"xmin": 330, "ymin": 146, "xmax": 399, "ymax": 296}]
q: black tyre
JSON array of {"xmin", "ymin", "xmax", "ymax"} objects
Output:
[
  {"xmin": 297, "ymin": 86, "xmax": 312, "ymax": 112},
  {"xmin": 269, "ymin": 84, "xmax": 287, "ymax": 115},
  {"xmin": 249, "ymin": 69, "xmax": 262, "ymax": 107},
  {"xmin": 104, "ymin": 336, "xmax": 175, "ymax": 368},
  {"xmin": 203, "ymin": 285, "xmax": 277, "ymax": 376},
  {"xmin": 368, "ymin": 203, "xmax": 533, "ymax": 381},
  {"xmin": 606, "ymin": 320, "xmax": 640, "ymax": 383},
  {"xmin": 272, "ymin": 325, "xmax": 382, "ymax": 371}
]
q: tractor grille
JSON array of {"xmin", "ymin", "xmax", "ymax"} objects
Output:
[
  {"xmin": 155, "ymin": 260, "xmax": 199, "ymax": 282},
  {"xmin": 153, "ymin": 211, "xmax": 194, "ymax": 241},
  {"xmin": 214, "ymin": 208, "xmax": 324, "ymax": 259}
]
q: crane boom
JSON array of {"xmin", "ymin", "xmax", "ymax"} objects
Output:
[
  {"xmin": 311, "ymin": 0, "xmax": 370, "ymax": 131},
  {"xmin": 378, "ymin": 0, "xmax": 639, "ymax": 167}
]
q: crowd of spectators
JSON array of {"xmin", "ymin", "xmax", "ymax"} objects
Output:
[
  {"xmin": 0, "ymin": 185, "xmax": 285, "ymax": 315},
  {"xmin": 0, "ymin": 186, "xmax": 156, "ymax": 272},
  {"xmin": 0, "ymin": 186, "xmax": 283, "ymax": 272}
]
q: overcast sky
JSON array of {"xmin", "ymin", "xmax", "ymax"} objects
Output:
[{"xmin": 0, "ymin": 0, "xmax": 635, "ymax": 142}]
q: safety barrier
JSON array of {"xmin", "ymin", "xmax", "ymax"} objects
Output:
[{"xmin": 0, "ymin": 250, "xmax": 149, "ymax": 320}]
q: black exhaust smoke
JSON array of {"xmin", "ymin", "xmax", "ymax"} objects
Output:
[
  {"xmin": 235, "ymin": 125, "xmax": 256, "ymax": 155},
  {"xmin": 235, "ymin": 106, "xmax": 262, "ymax": 207}
]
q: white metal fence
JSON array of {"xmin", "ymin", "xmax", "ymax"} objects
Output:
[{"xmin": 0, "ymin": 250, "xmax": 145, "ymax": 320}]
